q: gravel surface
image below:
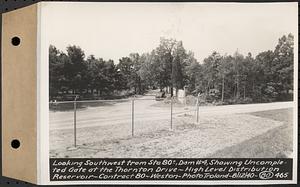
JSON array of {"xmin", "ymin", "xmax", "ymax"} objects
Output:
[{"xmin": 50, "ymin": 112, "xmax": 285, "ymax": 158}]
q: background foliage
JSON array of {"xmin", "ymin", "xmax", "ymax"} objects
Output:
[{"xmin": 50, "ymin": 34, "xmax": 294, "ymax": 103}]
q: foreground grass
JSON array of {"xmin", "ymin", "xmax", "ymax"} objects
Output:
[
  {"xmin": 50, "ymin": 111, "xmax": 284, "ymax": 158},
  {"xmin": 209, "ymin": 108, "xmax": 293, "ymax": 158}
]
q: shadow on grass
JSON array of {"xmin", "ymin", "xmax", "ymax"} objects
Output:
[{"xmin": 248, "ymin": 108, "xmax": 293, "ymax": 123}]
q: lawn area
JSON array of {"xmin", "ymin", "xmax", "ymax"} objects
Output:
[{"xmin": 209, "ymin": 108, "xmax": 293, "ymax": 158}]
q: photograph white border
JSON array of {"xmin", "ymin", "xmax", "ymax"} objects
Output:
[{"xmin": 37, "ymin": 2, "xmax": 298, "ymax": 185}]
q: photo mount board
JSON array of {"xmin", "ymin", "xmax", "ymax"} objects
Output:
[
  {"xmin": 1, "ymin": 2, "xmax": 298, "ymax": 185},
  {"xmin": 2, "ymin": 4, "xmax": 38, "ymax": 184}
]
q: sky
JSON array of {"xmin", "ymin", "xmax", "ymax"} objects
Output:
[{"xmin": 42, "ymin": 2, "xmax": 298, "ymax": 63}]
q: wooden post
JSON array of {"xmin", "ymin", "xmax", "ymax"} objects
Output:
[
  {"xmin": 170, "ymin": 97, "xmax": 173, "ymax": 129},
  {"xmin": 73, "ymin": 100, "xmax": 77, "ymax": 147},
  {"xmin": 196, "ymin": 97, "xmax": 199, "ymax": 123},
  {"xmin": 131, "ymin": 98, "xmax": 135, "ymax": 136}
]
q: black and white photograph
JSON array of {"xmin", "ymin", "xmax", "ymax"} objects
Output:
[{"xmin": 47, "ymin": 2, "xmax": 297, "ymax": 160}]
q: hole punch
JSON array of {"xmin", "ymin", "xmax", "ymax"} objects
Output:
[
  {"xmin": 11, "ymin": 139, "xmax": 20, "ymax": 149},
  {"xmin": 11, "ymin": 36, "xmax": 21, "ymax": 46}
]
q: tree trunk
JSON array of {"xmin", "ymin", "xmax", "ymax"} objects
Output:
[
  {"xmin": 236, "ymin": 74, "xmax": 240, "ymax": 99},
  {"xmin": 138, "ymin": 78, "xmax": 142, "ymax": 94},
  {"xmin": 205, "ymin": 81, "xmax": 210, "ymax": 102},
  {"xmin": 252, "ymin": 80, "xmax": 255, "ymax": 97},
  {"xmin": 221, "ymin": 75, "xmax": 225, "ymax": 102},
  {"xmin": 233, "ymin": 86, "xmax": 235, "ymax": 98},
  {"xmin": 243, "ymin": 85, "xmax": 246, "ymax": 99}
]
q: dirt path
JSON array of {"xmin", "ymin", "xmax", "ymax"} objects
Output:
[{"xmin": 50, "ymin": 94, "xmax": 294, "ymax": 130}]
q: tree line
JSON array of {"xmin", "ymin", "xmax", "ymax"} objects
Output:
[{"xmin": 50, "ymin": 34, "xmax": 294, "ymax": 103}]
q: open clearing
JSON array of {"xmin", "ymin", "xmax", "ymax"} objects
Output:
[{"xmin": 50, "ymin": 95, "xmax": 294, "ymax": 158}]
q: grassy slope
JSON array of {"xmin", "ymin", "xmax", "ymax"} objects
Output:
[{"xmin": 209, "ymin": 108, "xmax": 293, "ymax": 158}]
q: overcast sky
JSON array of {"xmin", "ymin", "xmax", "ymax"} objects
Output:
[{"xmin": 42, "ymin": 2, "xmax": 298, "ymax": 63}]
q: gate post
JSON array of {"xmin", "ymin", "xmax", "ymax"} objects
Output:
[
  {"xmin": 196, "ymin": 96, "xmax": 199, "ymax": 123},
  {"xmin": 170, "ymin": 96, "xmax": 173, "ymax": 130},
  {"xmin": 131, "ymin": 97, "xmax": 135, "ymax": 137},
  {"xmin": 73, "ymin": 97, "xmax": 77, "ymax": 147}
]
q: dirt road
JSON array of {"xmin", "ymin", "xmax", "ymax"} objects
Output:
[
  {"xmin": 50, "ymin": 94, "xmax": 293, "ymax": 130},
  {"xmin": 49, "ymin": 92, "xmax": 295, "ymax": 158}
]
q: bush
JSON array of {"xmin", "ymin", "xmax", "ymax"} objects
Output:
[
  {"xmin": 240, "ymin": 97, "xmax": 253, "ymax": 104},
  {"xmin": 226, "ymin": 97, "xmax": 253, "ymax": 104},
  {"xmin": 185, "ymin": 95, "xmax": 198, "ymax": 105},
  {"xmin": 213, "ymin": 101, "xmax": 226, "ymax": 106},
  {"xmin": 208, "ymin": 89, "xmax": 221, "ymax": 101}
]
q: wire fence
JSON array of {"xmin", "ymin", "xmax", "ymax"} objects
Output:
[{"xmin": 49, "ymin": 96, "xmax": 200, "ymax": 148}]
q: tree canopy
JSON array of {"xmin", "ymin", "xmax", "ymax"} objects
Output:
[{"xmin": 50, "ymin": 34, "xmax": 294, "ymax": 103}]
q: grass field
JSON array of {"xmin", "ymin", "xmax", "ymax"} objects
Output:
[
  {"xmin": 209, "ymin": 108, "xmax": 293, "ymax": 158},
  {"xmin": 50, "ymin": 99, "xmax": 293, "ymax": 158}
]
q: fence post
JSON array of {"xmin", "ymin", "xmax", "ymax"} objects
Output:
[
  {"xmin": 131, "ymin": 97, "xmax": 135, "ymax": 137},
  {"xmin": 196, "ymin": 97, "xmax": 199, "ymax": 123},
  {"xmin": 170, "ymin": 96, "xmax": 173, "ymax": 130},
  {"xmin": 73, "ymin": 98, "xmax": 77, "ymax": 147}
]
